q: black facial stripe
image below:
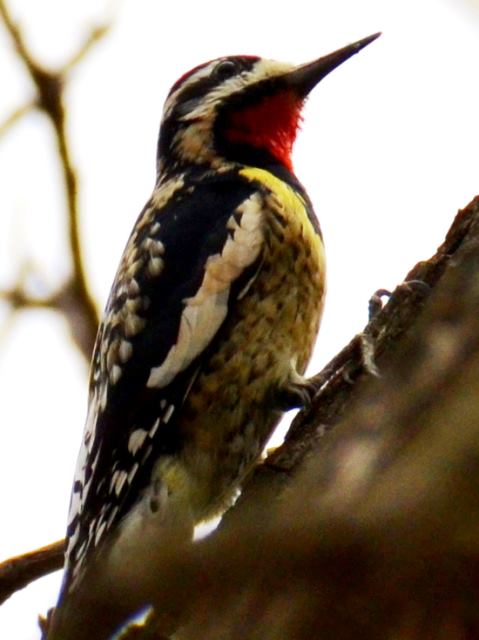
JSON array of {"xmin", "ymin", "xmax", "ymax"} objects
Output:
[
  {"xmin": 158, "ymin": 56, "xmax": 261, "ymax": 163},
  {"xmin": 216, "ymin": 74, "xmax": 285, "ymax": 116},
  {"xmin": 167, "ymin": 61, "xmax": 210, "ymax": 97},
  {"xmin": 170, "ymin": 56, "xmax": 259, "ymax": 119}
]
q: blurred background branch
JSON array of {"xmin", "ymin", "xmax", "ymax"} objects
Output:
[{"xmin": 0, "ymin": 0, "xmax": 106, "ymax": 360}]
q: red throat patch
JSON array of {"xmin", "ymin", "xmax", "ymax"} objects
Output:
[{"xmin": 224, "ymin": 91, "xmax": 303, "ymax": 171}]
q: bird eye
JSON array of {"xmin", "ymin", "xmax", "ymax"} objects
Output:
[{"xmin": 213, "ymin": 59, "xmax": 239, "ymax": 81}]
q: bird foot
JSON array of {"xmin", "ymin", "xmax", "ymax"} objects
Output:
[{"xmin": 274, "ymin": 375, "xmax": 319, "ymax": 411}]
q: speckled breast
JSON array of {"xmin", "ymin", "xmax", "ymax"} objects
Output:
[{"xmin": 179, "ymin": 167, "xmax": 326, "ymax": 518}]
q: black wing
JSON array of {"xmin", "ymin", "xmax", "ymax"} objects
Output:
[{"xmin": 64, "ymin": 169, "xmax": 265, "ymax": 586}]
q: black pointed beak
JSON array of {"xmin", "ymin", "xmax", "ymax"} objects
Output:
[{"xmin": 286, "ymin": 32, "xmax": 381, "ymax": 96}]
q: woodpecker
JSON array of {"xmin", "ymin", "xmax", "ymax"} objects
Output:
[{"xmin": 50, "ymin": 32, "xmax": 379, "ymax": 633}]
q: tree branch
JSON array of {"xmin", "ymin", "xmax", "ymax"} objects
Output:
[
  {"xmin": 3, "ymin": 197, "xmax": 477, "ymax": 619},
  {"xmin": 2, "ymin": 12, "xmax": 478, "ymax": 631},
  {"xmin": 0, "ymin": 101, "xmax": 35, "ymax": 136},
  {"xmin": 222, "ymin": 197, "xmax": 477, "ymax": 529},
  {"xmin": 101, "ymin": 197, "xmax": 479, "ymax": 639},
  {"xmin": 0, "ymin": 541, "xmax": 64, "ymax": 606},
  {"xmin": 41, "ymin": 196, "xmax": 479, "ymax": 639},
  {"xmin": 0, "ymin": 0, "xmax": 108, "ymax": 360}
]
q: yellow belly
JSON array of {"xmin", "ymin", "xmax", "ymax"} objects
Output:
[{"xmin": 178, "ymin": 167, "xmax": 326, "ymax": 519}]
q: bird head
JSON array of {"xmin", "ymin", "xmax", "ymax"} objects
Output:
[{"xmin": 157, "ymin": 33, "xmax": 380, "ymax": 175}]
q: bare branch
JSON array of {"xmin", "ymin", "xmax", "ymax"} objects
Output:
[
  {"xmin": 0, "ymin": 268, "xmax": 95, "ymax": 359},
  {"xmin": 63, "ymin": 23, "xmax": 110, "ymax": 73},
  {"xmin": 0, "ymin": 540, "xmax": 64, "ymax": 606},
  {"xmin": 35, "ymin": 197, "xmax": 479, "ymax": 639},
  {"xmin": 0, "ymin": 2, "xmax": 114, "ymax": 607},
  {"xmin": 0, "ymin": 1, "xmax": 36, "ymax": 76},
  {"xmin": 56, "ymin": 197, "xmax": 479, "ymax": 639},
  {"xmin": 0, "ymin": 0, "xmax": 111, "ymax": 360},
  {"xmin": 3, "ymin": 7, "xmax": 479, "ymax": 637},
  {"xmin": 0, "ymin": 100, "xmax": 36, "ymax": 137},
  {"xmin": 5, "ymin": 197, "xmax": 478, "ymax": 619},
  {"xmin": 222, "ymin": 198, "xmax": 477, "ymax": 529}
]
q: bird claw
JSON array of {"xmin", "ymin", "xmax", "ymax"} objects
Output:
[
  {"xmin": 401, "ymin": 278, "xmax": 431, "ymax": 295},
  {"xmin": 275, "ymin": 376, "xmax": 318, "ymax": 411},
  {"xmin": 368, "ymin": 279, "xmax": 431, "ymax": 321},
  {"xmin": 368, "ymin": 288, "xmax": 392, "ymax": 320}
]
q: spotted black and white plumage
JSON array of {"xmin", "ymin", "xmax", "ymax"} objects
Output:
[
  {"xmin": 50, "ymin": 34, "xmax": 380, "ymax": 634},
  {"xmin": 65, "ymin": 168, "xmax": 268, "ymax": 585}
]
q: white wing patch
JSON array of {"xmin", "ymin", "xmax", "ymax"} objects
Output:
[
  {"xmin": 128, "ymin": 429, "xmax": 148, "ymax": 456},
  {"xmin": 64, "ymin": 181, "xmax": 265, "ymax": 587},
  {"xmin": 147, "ymin": 193, "xmax": 265, "ymax": 389}
]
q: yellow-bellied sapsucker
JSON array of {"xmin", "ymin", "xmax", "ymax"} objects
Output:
[{"xmin": 49, "ymin": 32, "xmax": 379, "ymax": 633}]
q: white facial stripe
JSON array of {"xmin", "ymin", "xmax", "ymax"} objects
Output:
[
  {"xmin": 147, "ymin": 193, "xmax": 264, "ymax": 389},
  {"xmin": 163, "ymin": 61, "xmax": 217, "ymax": 118},
  {"xmin": 163, "ymin": 58, "xmax": 295, "ymax": 123},
  {"xmin": 166, "ymin": 59, "xmax": 298, "ymax": 167}
]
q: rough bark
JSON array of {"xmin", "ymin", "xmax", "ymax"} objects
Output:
[{"xmin": 42, "ymin": 198, "xmax": 479, "ymax": 639}]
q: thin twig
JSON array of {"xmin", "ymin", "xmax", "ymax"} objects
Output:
[
  {"xmin": 63, "ymin": 24, "xmax": 110, "ymax": 73},
  {"xmin": 0, "ymin": 0, "xmax": 106, "ymax": 360},
  {"xmin": 0, "ymin": 100, "xmax": 35, "ymax": 136}
]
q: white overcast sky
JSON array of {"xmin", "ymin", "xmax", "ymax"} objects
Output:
[{"xmin": 1, "ymin": 0, "xmax": 479, "ymax": 637}]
